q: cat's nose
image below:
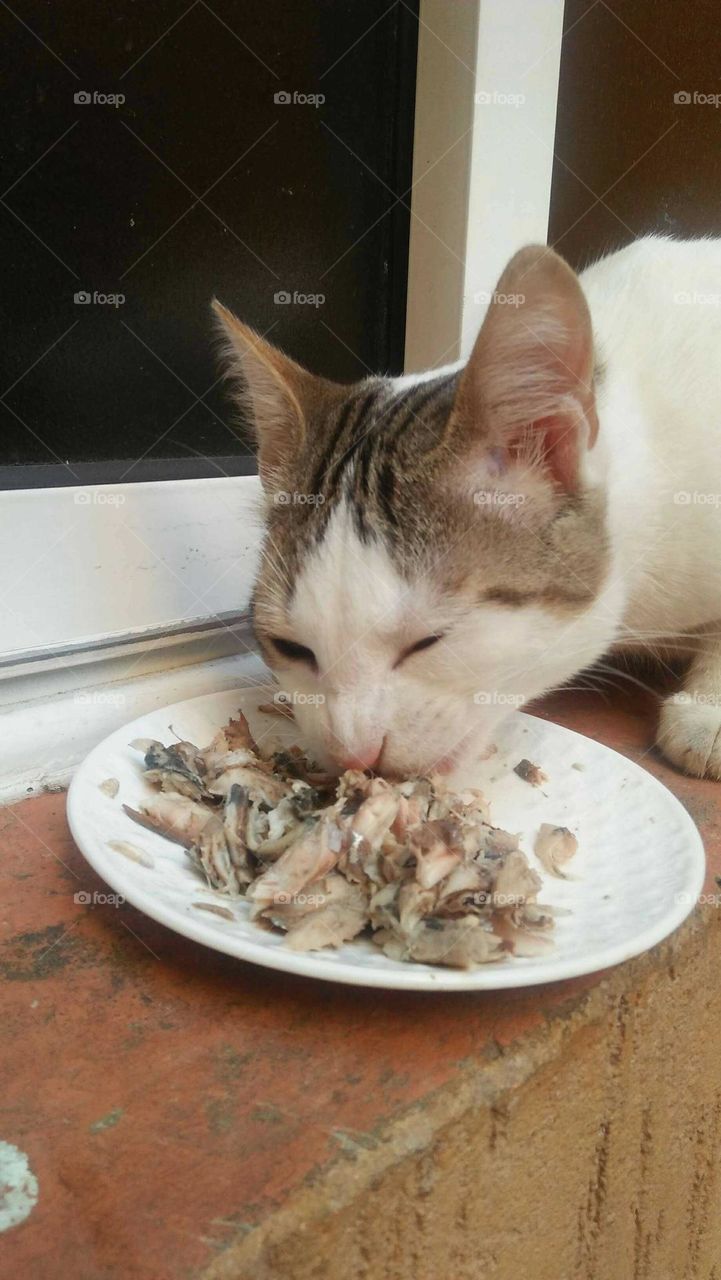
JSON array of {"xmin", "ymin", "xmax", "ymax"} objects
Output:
[{"xmin": 334, "ymin": 742, "xmax": 384, "ymax": 772}]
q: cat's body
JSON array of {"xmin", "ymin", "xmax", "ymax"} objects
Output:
[
  {"xmin": 580, "ymin": 237, "xmax": 721, "ymax": 650},
  {"xmin": 216, "ymin": 236, "xmax": 721, "ymax": 780}
]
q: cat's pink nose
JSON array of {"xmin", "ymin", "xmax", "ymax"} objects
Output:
[{"xmin": 335, "ymin": 743, "xmax": 384, "ymax": 772}]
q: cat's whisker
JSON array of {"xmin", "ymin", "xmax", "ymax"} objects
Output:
[{"xmin": 585, "ymin": 662, "xmax": 670, "ymax": 699}]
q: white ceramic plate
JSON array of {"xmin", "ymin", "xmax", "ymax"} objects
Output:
[{"xmin": 66, "ymin": 684, "xmax": 706, "ymax": 991}]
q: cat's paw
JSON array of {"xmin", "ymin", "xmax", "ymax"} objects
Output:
[{"xmin": 657, "ymin": 693, "xmax": 721, "ymax": 779}]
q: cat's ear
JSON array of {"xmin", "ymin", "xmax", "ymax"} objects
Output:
[
  {"xmin": 451, "ymin": 245, "xmax": 598, "ymax": 494},
  {"xmin": 212, "ymin": 301, "xmax": 341, "ymax": 493}
]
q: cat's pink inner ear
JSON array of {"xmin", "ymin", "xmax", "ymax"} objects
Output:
[
  {"xmin": 512, "ymin": 415, "xmax": 583, "ymax": 494},
  {"xmin": 454, "ymin": 244, "xmax": 599, "ymax": 494}
]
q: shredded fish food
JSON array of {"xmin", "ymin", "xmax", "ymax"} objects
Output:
[{"xmin": 124, "ymin": 710, "xmax": 570, "ymax": 968}]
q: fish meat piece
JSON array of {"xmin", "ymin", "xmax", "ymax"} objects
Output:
[
  {"xmin": 534, "ymin": 824, "xmax": 579, "ymax": 878},
  {"xmin": 484, "ymin": 827, "xmax": 521, "ymax": 856},
  {"xmin": 224, "ymin": 712, "xmax": 260, "ymax": 753},
  {"xmin": 493, "ymin": 849, "xmax": 543, "ymax": 906},
  {"xmin": 435, "ymin": 861, "xmax": 494, "ymax": 917},
  {"xmin": 346, "ymin": 787, "xmax": 399, "ymax": 849},
  {"xmin": 121, "ymin": 709, "xmax": 567, "ymax": 968},
  {"xmin": 188, "ymin": 832, "xmax": 247, "ymax": 896},
  {"xmin": 198, "ymin": 711, "xmax": 259, "ymax": 774},
  {"xmin": 246, "ymin": 811, "xmax": 346, "ymax": 912},
  {"xmin": 143, "ymin": 768, "xmax": 205, "ymax": 800},
  {"xmin": 409, "ymin": 819, "xmax": 462, "ymax": 889},
  {"xmin": 396, "ymin": 880, "xmax": 439, "ymax": 932},
  {"xmin": 222, "ymin": 784, "xmax": 254, "ymax": 885},
  {"xmin": 246, "ymin": 793, "xmax": 315, "ymax": 858},
  {"xmin": 124, "ymin": 795, "xmax": 223, "ymax": 848},
  {"xmin": 452, "ymin": 787, "xmax": 491, "ymax": 821},
  {"xmin": 124, "ymin": 795, "xmax": 242, "ymax": 893},
  {"xmin": 207, "ymin": 763, "xmax": 291, "ymax": 805},
  {"xmin": 491, "ymin": 907, "xmax": 557, "ymax": 956},
  {"xmin": 268, "ymin": 875, "xmax": 368, "ymax": 951},
  {"xmin": 133, "ymin": 740, "xmax": 206, "ymax": 799},
  {"xmin": 378, "ymin": 916, "xmax": 505, "ymax": 968}
]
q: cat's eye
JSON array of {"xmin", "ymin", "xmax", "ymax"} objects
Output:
[
  {"xmin": 269, "ymin": 637, "xmax": 317, "ymax": 667},
  {"xmin": 397, "ymin": 634, "xmax": 444, "ymax": 665}
]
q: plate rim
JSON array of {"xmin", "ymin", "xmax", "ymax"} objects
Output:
[{"xmin": 66, "ymin": 688, "xmax": 707, "ymax": 992}]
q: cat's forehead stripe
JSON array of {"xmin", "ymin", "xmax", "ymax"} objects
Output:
[
  {"xmin": 327, "ymin": 373, "xmax": 457, "ymax": 543},
  {"xmin": 386, "ymin": 375, "xmax": 457, "ymax": 446},
  {"xmin": 308, "ymin": 384, "xmax": 382, "ymax": 501}
]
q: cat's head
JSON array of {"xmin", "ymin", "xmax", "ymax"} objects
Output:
[{"xmin": 214, "ymin": 245, "xmax": 613, "ymax": 777}]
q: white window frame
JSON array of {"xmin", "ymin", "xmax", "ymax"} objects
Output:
[{"xmin": 0, "ymin": 0, "xmax": 564, "ymax": 799}]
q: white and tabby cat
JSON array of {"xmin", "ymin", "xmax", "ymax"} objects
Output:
[{"xmin": 215, "ymin": 236, "xmax": 721, "ymax": 780}]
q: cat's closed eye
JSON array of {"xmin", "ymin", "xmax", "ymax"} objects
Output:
[
  {"xmin": 396, "ymin": 634, "xmax": 444, "ymax": 666},
  {"xmin": 269, "ymin": 637, "xmax": 317, "ymax": 667}
]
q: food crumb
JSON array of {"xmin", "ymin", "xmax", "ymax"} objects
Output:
[
  {"xmin": 533, "ymin": 824, "xmax": 578, "ymax": 878},
  {"xmin": 107, "ymin": 839, "xmax": 154, "ymax": 868},
  {"xmin": 99, "ymin": 777, "xmax": 120, "ymax": 798},
  {"xmin": 257, "ymin": 700, "xmax": 295, "ymax": 721},
  {"xmin": 514, "ymin": 759, "xmax": 548, "ymax": 787},
  {"xmin": 192, "ymin": 902, "xmax": 236, "ymax": 921},
  {"xmin": 571, "ymin": 762, "xmax": 585, "ymax": 772}
]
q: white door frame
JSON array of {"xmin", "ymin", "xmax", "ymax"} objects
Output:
[{"xmin": 404, "ymin": 0, "xmax": 565, "ymax": 371}]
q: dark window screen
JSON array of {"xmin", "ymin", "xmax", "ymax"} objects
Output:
[{"xmin": 0, "ymin": 1, "xmax": 419, "ymax": 487}]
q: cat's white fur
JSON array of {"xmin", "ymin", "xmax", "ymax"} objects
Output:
[{"xmin": 280, "ymin": 237, "xmax": 721, "ymax": 779}]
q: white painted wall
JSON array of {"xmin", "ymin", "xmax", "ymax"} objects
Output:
[{"xmin": 0, "ymin": 476, "xmax": 263, "ymax": 659}]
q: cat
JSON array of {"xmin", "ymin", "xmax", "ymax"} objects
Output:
[{"xmin": 214, "ymin": 236, "xmax": 721, "ymax": 781}]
